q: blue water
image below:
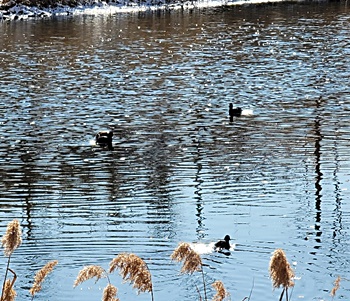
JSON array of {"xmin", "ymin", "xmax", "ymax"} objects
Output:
[{"xmin": 0, "ymin": 2, "xmax": 350, "ymax": 300}]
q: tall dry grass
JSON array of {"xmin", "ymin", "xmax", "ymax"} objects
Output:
[
  {"xmin": 102, "ymin": 283, "xmax": 119, "ymax": 301},
  {"xmin": 74, "ymin": 253, "xmax": 154, "ymax": 301},
  {"xmin": 2, "ymin": 279, "xmax": 16, "ymax": 301},
  {"xmin": 0, "ymin": 220, "xmax": 345, "ymax": 301},
  {"xmin": 212, "ymin": 280, "xmax": 230, "ymax": 301},
  {"xmin": 109, "ymin": 253, "xmax": 153, "ymax": 298},
  {"xmin": 1, "ymin": 220, "xmax": 58, "ymax": 301},
  {"xmin": 171, "ymin": 242, "xmax": 208, "ymax": 300},
  {"xmin": 269, "ymin": 249, "xmax": 294, "ymax": 301},
  {"xmin": 330, "ymin": 276, "xmax": 341, "ymax": 299},
  {"xmin": 73, "ymin": 265, "xmax": 121, "ymax": 301},
  {"xmin": 1, "ymin": 220, "xmax": 22, "ymax": 301},
  {"xmin": 74, "ymin": 265, "xmax": 107, "ymax": 287},
  {"xmin": 29, "ymin": 260, "xmax": 58, "ymax": 300},
  {"xmin": 1, "ymin": 220, "xmax": 22, "ymax": 258}
]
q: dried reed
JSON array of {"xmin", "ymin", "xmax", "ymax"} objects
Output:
[
  {"xmin": 170, "ymin": 242, "xmax": 202, "ymax": 274},
  {"xmin": 109, "ymin": 253, "xmax": 153, "ymax": 300},
  {"xmin": 330, "ymin": 276, "xmax": 341, "ymax": 298},
  {"xmin": 171, "ymin": 242, "xmax": 207, "ymax": 300},
  {"xmin": 2, "ymin": 279, "xmax": 17, "ymax": 301},
  {"xmin": 102, "ymin": 283, "xmax": 120, "ymax": 301},
  {"xmin": 1, "ymin": 220, "xmax": 22, "ymax": 301},
  {"xmin": 212, "ymin": 280, "xmax": 230, "ymax": 301},
  {"xmin": 29, "ymin": 260, "xmax": 58, "ymax": 299},
  {"xmin": 269, "ymin": 249, "xmax": 294, "ymax": 301},
  {"xmin": 73, "ymin": 265, "xmax": 107, "ymax": 287},
  {"xmin": 1, "ymin": 220, "xmax": 22, "ymax": 257}
]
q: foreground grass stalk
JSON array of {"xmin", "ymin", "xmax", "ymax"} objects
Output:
[
  {"xmin": 29, "ymin": 260, "xmax": 59, "ymax": 300},
  {"xmin": 269, "ymin": 249, "xmax": 294, "ymax": 301},
  {"xmin": 2, "ymin": 268, "xmax": 17, "ymax": 301},
  {"xmin": 212, "ymin": 280, "xmax": 229, "ymax": 301},
  {"xmin": 102, "ymin": 283, "xmax": 119, "ymax": 301},
  {"xmin": 1, "ymin": 219, "xmax": 334, "ymax": 301},
  {"xmin": 201, "ymin": 269, "xmax": 208, "ymax": 301},
  {"xmin": 171, "ymin": 242, "xmax": 207, "ymax": 300},
  {"xmin": 109, "ymin": 253, "xmax": 154, "ymax": 301},
  {"xmin": 1, "ymin": 255, "xmax": 12, "ymax": 301},
  {"xmin": 195, "ymin": 284, "xmax": 203, "ymax": 301},
  {"xmin": 74, "ymin": 265, "xmax": 108, "ymax": 287},
  {"xmin": 330, "ymin": 276, "xmax": 341, "ymax": 300},
  {"xmin": 1, "ymin": 220, "xmax": 22, "ymax": 301}
]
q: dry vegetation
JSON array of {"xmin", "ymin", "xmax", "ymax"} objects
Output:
[
  {"xmin": 0, "ymin": 219, "xmax": 345, "ymax": 301},
  {"xmin": 0, "ymin": 0, "xmax": 173, "ymax": 10}
]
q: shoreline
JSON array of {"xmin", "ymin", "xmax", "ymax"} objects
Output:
[{"xmin": 0, "ymin": 0, "xmax": 332, "ymax": 21}]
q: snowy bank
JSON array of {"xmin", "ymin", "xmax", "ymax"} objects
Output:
[{"xmin": 0, "ymin": 0, "xmax": 328, "ymax": 21}]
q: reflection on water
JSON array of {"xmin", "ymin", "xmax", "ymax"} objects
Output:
[{"xmin": 1, "ymin": 2, "xmax": 350, "ymax": 300}]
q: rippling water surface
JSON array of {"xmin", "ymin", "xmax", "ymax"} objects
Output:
[{"xmin": 1, "ymin": 2, "xmax": 350, "ymax": 300}]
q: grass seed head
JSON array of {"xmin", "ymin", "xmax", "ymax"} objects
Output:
[
  {"xmin": 29, "ymin": 260, "xmax": 58, "ymax": 296},
  {"xmin": 109, "ymin": 253, "xmax": 153, "ymax": 294},
  {"xmin": 171, "ymin": 242, "xmax": 202, "ymax": 274},
  {"xmin": 1, "ymin": 219, "xmax": 22, "ymax": 257},
  {"xmin": 269, "ymin": 249, "xmax": 295, "ymax": 289},
  {"xmin": 74, "ymin": 265, "xmax": 106, "ymax": 287},
  {"xmin": 212, "ymin": 280, "xmax": 229, "ymax": 301},
  {"xmin": 330, "ymin": 276, "xmax": 341, "ymax": 297},
  {"xmin": 2, "ymin": 279, "xmax": 17, "ymax": 301},
  {"xmin": 102, "ymin": 284, "xmax": 120, "ymax": 301}
]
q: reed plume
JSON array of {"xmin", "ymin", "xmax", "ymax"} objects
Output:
[
  {"xmin": 171, "ymin": 242, "xmax": 207, "ymax": 300},
  {"xmin": 109, "ymin": 253, "xmax": 153, "ymax": 299},
  {"xmin": 330, "ymin": 276, "xmax": 341, "ymax": 298},
  {"xmin": 1, "ymin": 220, "xmax": 22, "ymax": 257},
  {"xmin": 2, "ymin": 279, "xmax": 17, "ymax": 301},
  {"xmin": 1, "ymin": 220, "xmax": 22, "ymax": 301},
  {"xmin": 171, "ymin": 242, "xmax": 202, "ymax": 274},
  {"xmin": 73, "ymin": 265, "xmax": 106, "ymax": 287},
  {"xmin": 29, "ymin": 260, "xmax": 58, "ymax": 299},
  {"xmin": 269, "ymin": 249, "xmax": 294, "ymax": 301},
  {"xmin": 212, "ymin": 280, "xmax": 229, "ymax": 301},
  {"xmin": 102, "ymin": 284, "xmax": 120, "ymax": 301}
]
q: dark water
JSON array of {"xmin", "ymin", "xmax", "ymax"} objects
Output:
[{"xmin": 0, "ymin": 2, "xmax": 350, "ymax": 300}]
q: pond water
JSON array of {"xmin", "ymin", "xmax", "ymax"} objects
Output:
[{"xmin": 0, "ymin": 1, "xmax": 350, "ymax": 300}]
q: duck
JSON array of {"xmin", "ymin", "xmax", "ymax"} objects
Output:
[
  {"xmin": 214, "ymin": 235, "xmax": 231, "ymax": 250},
  {"xmin": 95, "ymin": 130, "xmax": 113, "ymax": 150},
  {"xmin": 229, "ymin": 103, "xmax": 242, "ymax": 120}
]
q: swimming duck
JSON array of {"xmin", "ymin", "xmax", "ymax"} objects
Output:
[
  {"xmin": 95, "ymin": 130, "xmax": 113, "ymax": 150},
  {"xmin": 214, "ymin": 235, "xmax": 231, "ymax": 250},
  {"xmin": 229, "ymin": 103, "xmax": 242, "ymax": 120}
]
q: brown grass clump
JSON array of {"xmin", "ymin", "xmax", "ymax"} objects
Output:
[
  {"xmin": 2, "ymin": 278, "xmax": 17, "ymax": 301},
  {"xmin": 170, "ymin": 242, "xmax": 202, "ymax": 274},
  {"xmin": 102, "ymin": 284, "xmax": 120, "ymax": 301},
  {"xmin": 1, "ymin": 220, "xmax": 22, "ymax": 301},
  {"xmin": 330, "ymin": 276, "xmax": 341, "ymax": 298},
  {"xmin": 109, "ymin": 253, "xmax": 153, "ymax": 295},
  {"xmin": 269, "ymin": 249, "xmax": 294, "ymax": 301},
  {"xmin": 212, "ymin": 280, "xmax": 230, "ymax": 301},
  {"xmin": 29, "ymin": 260, "xmax": 58, "ymax": 299},
  {"xmin": 269, "ymin": 249, "xmax": 294, "ymax": 289},
  {"xmin": 73, "ymin": 265, "xmax": 106, "ymax": 287},
  {"xmin": 1, "ymin": 220, "xmax": 22, "ymax": 257},
  {"xmin": 171, "ymin": 242, "xmax": 207, "ymax": 300}
]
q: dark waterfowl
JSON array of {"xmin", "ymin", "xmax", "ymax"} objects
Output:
[
  {"xmin": 95, "ymin": 130, "xmax": 113, "ymax": 150},
  {"xmin": 229, "ymin": 103, "xmax": 242, "ymax": 121},
  {"xmin": 214, "ymin": 235, "xmax": 231, "ymax": 250}
]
